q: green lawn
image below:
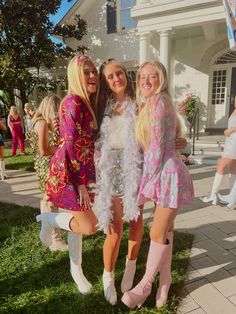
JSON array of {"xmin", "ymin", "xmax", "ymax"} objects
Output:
[
  {"xmin": 4, "ymin": 147, "xmax": 34, "ymax": 171},
  {"xmin": 0, "ymin": 202, "xmax": 193, "ymax": 314}
]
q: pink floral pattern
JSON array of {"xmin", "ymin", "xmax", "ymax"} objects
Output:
[
  {"xmin": 138, "ymin": 93, "xmax": 194, "ymax": 208},
  {"xmin": 46, "ymin": 94, "xmax": 96, "ymax": 211}
]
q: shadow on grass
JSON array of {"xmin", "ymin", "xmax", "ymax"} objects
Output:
[{"xmin": 0, "ymin": 202, "xmax": 193, "ymax": 314}]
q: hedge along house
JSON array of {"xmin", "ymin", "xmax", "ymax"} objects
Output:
[{"xmin": 58, "ymin": 0, "xmax": 234, "ymax": 132}]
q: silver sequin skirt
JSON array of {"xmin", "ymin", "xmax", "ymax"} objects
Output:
[{"xmin": 110, "ymin": 149, "xmax": 124, "ymax": 196}]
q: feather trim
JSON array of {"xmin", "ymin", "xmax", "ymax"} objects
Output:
[{"xmin": 93, "ymin": 101, "xmax": 143, "ymax": 233}]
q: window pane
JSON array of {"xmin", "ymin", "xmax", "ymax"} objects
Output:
[
  {"xmin": 120, "ymin": 0, "xmax": 137, "ymax": 30},
  {"xmin": 121, "ymin": 8, "xmax": 137, "ymax": 29},
  {"xmin": 121, "ymin": 0, "xmax": 131, "ymax": 9}
]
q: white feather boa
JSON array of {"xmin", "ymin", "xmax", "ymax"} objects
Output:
[{"xmin": 93, "ymin": 102, "xmax": 143, "ymax": 234}]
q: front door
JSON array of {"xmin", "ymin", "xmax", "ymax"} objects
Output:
[
  {"xmin": 229, "ymin": 67, "xmax": 236, "ymax": 116},
  {"xmin": 207, "ymin": 66, "xmax": 229, "ymax": 128}
]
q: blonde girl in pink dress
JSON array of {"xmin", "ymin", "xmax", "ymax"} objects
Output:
[{"xmin": 122, "ymin": 61, "xmax": 194, "ymax": 309}]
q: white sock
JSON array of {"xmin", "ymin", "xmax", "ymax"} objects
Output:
[{"xmin": 102, "ymin": 270, "xmax": 117, "ymax": 305}]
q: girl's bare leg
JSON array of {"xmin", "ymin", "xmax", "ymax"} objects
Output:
[
  {"xmin": 68, "ymin": 209, "xmax": 98, "ymax": 235},
  {"xmin": 128, "ymin": 207, "xmax": 143, "ymax": 260},
  {"xmin": 150, "ymin": 205, "xmax": 177, "ymax": 243},
  {"xmin": 103, "ymin": 196, "xmax": 123, "ymax": 272},
  {"xmin": 0, "ymin": 146, "xmax": 4, "ymax": 160},
  {"xmin": 102, "ymin": 196, "xmax": 123, "ymax": 305},
  {"xmin": 216, "ymin": 157, "xmax": 233, "ymax": 174},
  {"xmin": 121, "ymin": 207, "xmax": 143, "ymax": 293}
]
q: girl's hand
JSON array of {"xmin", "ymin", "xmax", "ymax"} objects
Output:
[
  {"xmin": 78, "ymin": 185, "xmax": 91, "ymax": 210},
  {"xmin": 175, "ymin": 137, "xmax": 187, "ymax": 150},
  {"xmin": 224, "ymin": 128, "xmax": 232, "ymax": 137},
  {"xmin": 94, "ymin": 148, "xmax": 100, "ymax": 159},
  {"xmin": 52, "ymin": 116, "xmax": 60, "ymax": 132}
]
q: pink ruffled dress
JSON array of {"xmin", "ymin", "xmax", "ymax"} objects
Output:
[{"xmin": 138, "ymin": 93, "xmax": 194, "ymax": 209}]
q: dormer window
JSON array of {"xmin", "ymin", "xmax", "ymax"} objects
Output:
[{"xmin": 107, "ymin": 0, "xmax": 137, "ymax": 34}]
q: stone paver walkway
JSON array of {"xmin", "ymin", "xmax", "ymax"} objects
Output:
[{"xmin": 1, "ymin": 164, "xmax": 236, "ymax": 313}]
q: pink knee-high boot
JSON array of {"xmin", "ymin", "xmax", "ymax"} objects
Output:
[
  {"xmin": 156, "ymin": 231, "xmax": 173, "ymax": 308},
  {"xmin": 121, "ymin": 240, "xmax": 169, "ymax": 309}
]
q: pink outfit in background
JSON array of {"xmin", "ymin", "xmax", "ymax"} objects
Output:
[
  {"xmin": 9, "ymin": 115, "xmax": 25, "ymax": 156},
  {"xmin": 138, "ymin": 93, "xmax": 194, "ymax": 209}
]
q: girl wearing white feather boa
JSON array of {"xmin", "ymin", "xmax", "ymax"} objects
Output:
[
  {"xmin": 93, "ymin": 59, "xmax": 143, "ymax": 305},
  {"xmin": 94, "ymin": 59, "xmax": 187, "ymax": 306}
]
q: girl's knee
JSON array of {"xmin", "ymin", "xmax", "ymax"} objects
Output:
[
  {"xmin": 71, "ymin": 217, "xmax": 97, "ymax": 235},
  {"xmin": 82, "ymin": 222, "xmax": 97, "ymax": 235},
  {"xmin": 107, "ymin": 224, "xmax": 123, "ymax": 242}
]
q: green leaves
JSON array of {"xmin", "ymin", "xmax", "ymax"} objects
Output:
[
  {"xmin": 177, "ymin": 94, "xmax": 199, "ymax": 119},
  {"xmin": 0, "ymin": 0, "xmax": 88, "ymax": 108}
]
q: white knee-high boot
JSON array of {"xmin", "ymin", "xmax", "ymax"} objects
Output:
[
  {"xmin": 218, "ymin": 180, "xmax": 236, "ymax": 209},
  {"xmin": 36, "ymin": 212, "xmax": 73, "ymax": 247},
  {"xmin": 39, "ymin": 201, "xmax": 68, "ymax": 252},
  {"xmin": 200, "ymin": 172, "xmax": 223, "ymax": 205},
  {"xmin": 218, "ymin": 174, "xmax": 236, "ymax": 205},
  {"xmin": 0, "ymin": 160, "xmax": 6, "ymax": 180},
  {"xmin": 68, "ymin": 232, "xmax": 92, "ymax": 295},
  {"xmin": 229, "ymin": 173, "xmax": 236, "ymax": 189},
  {"xmin": 121, "ymin": 256, "xmax": 137, "ymax": 293}
]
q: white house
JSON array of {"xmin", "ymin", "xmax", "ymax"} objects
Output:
[{"xmin": 58, "ymin": 0, "xmax": 235, "ymax": 132}]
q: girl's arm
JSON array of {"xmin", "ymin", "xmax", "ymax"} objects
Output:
[
  {"xmin": 0, "ymin": 120, "xmax": 7, "ymax": 132},
  {"xmin": 224, "ymin": 127, "xmax": 236, "ymax": 137},
  {"xmin": 37, "ymin": 120, "xmax": 57, "ymax": 156},
  {"xmin": 63, "ymin": 97, "xmax": 87, "ymax": 185},
  {"xmin": 7, "ymin": 115, "xmax": 12, "ymax": 133},
  {"xmin": 175, "ymin": 119, "xmax": 187, "ymax": 149},
  {"xmin": 145, "ymin": 94, "xmax": 167, "ymax": 177}
]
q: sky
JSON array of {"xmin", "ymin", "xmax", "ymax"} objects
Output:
[
  {"xmin": 50, "ymin": 0, "xmax": 77, "ymax": 43},
  {"xmin": 50, "ymin": 0, "xmax": 77, "ymax": 26}
]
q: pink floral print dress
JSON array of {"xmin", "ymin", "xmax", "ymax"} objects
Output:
[{"xmin": 138, "ymin": 93, "xmax": 194, "ymax": 208}]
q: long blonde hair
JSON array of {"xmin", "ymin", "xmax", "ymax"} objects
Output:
[
  {"xmin": 67, "ymin": 55, "xmax": 98, "ymax": 129},
  {"xmin": 9, "ymin": 106, "xmax": 19, "ymax": 116},
  {"xmin": 32, "ymin": 94, "xmax": 61, "ymax": 128},
  {"xmin": 135, "ymin": 61, "xmax": 180, "ymax": 149}
]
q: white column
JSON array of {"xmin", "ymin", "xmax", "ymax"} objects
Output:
[
  {"xmin": 139, "ymin": 32, "xmax": 150, "ymax": 64},
  {"xmin": 159, "ymin": 29, "xmax": 172, "ymax": 75}
]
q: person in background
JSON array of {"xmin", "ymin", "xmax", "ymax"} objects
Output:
[
  {"xmin": 200, "ymin": 96, "xmax": 236, "ymax": 206},
  {"xmin": 23, "ymin": 102, "xmax": 34, "ymax": 138},
  {"xmin": 7, "ymin": 106, "xmax": 25, "ymax": 156},
  {"xmin": 0, "ymin": 118, "xmax": 7, "ymax": 180},
  {"xmin": 31, "ymin": 94, "xmax": 67, "ymax": 252},
  {"xmin": 36, "ymin": 55, "xmax": 99, "ymax": 295},
  {"xmin": 122, "ymin": 61, "xmax": 194, "ymax": 309}
]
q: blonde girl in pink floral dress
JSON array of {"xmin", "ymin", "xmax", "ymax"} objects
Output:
[
  {"xmin": 122, "ymin": 61, "xmax": 194, "ymax": 309},
  {"xmin": 36, "ymin": 55, "xmax": 99, "ymax": 295}
]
